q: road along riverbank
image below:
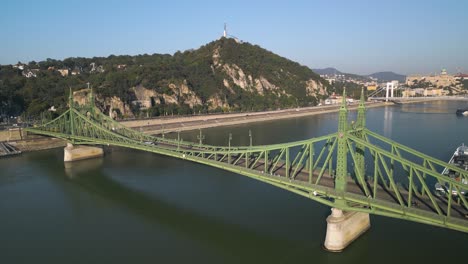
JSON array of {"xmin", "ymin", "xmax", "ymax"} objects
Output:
[
  {"xmin": 1, "ymin": 102, "xmax": 390, "ymax": 153},
  {"xmin": 121, "ymin": 102, "xmax": 391, "ymax": 135}
]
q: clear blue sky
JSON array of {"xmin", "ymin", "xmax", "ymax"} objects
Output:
[{"xmin": 1, "ymin": 0, "xmax": 467, "ymax": 75}]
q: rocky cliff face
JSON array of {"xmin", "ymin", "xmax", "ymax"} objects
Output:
[
  {"xmin": 209, "ymin": 40, "xmax": 329, "ymax": 107},
  {"xmin": 72, "ymin": 89, "xmax": 91, "ymax": 106},
  {"xmin": 132, "ymin": 85, "xmax": 158, "ymax": 109},
  {"xmin": 73, "ymin": 89, "xmax": 134, "ymax": 119},
  {"xmin": 213, "ymin": 47, "xmax": 282, "ymax": 95},
  {"xmin": 306, "ymin": 79, "xmax": 327, "ymax": 96},
  {"xmin": 105, "ymin": 96, "xmax": 134, "ymax": 119},
  {"xmin": 207, "ymin": 94, "xmax": 230, "ymax": 110},
  {"xmin": 132, "ymin": 81, "xmax": 203, "ymax": 109}
]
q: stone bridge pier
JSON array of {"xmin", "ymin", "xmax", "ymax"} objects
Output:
[
  {"xmin": 64, "ymin": 143, "xmax": 103, "ymax": 162},
  {"xmin": 324, "ymin": 208, "xmax": 371, "ymax": 252}
]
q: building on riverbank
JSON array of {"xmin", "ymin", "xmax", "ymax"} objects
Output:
[{"xmin": 406, "ymin": 69, "xmax": 456, "ymax": 88}]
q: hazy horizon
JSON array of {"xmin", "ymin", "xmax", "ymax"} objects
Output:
[{"xmin": 1, "ymin": 0, "xmax": 467, "ymax": 76}]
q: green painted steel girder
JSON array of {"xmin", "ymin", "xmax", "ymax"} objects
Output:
[
  {"xmin": 334, "ymin": 89, "xmax": 349, "ymax": 207},
  {"xmin": 23, "ymin": 91, "xmax": 468, "ymax": 233}
]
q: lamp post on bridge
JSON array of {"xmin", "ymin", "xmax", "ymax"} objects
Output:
[
  {"xmin": 88, "ymin": 87, "xmax": 95, "ymax": 117},
  {"xmin": 68, "ymin": 87, "xmax": 75, "ymax": 144},
  {"xmin": 228, "ymin": 133, "xmax": 232, "ymax": 164},
  {"xmin": 177, "ymin": 130, "xmax": 181, "ymax": 151},
  {"xmin": 197, "ymin": 129, "xmax": 205, "ymax": 146},
  {"xmin": 249, "ymin": 129, "xmax": 252, "ymax": 147}
]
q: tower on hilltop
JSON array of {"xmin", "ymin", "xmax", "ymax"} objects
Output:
[{"xmin": 221, "ymin": 23, "xmax": 242, "ymax": 43}]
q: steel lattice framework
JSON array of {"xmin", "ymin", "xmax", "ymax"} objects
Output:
[{"xmin": 26, "ymin": 89, "xmax": 468, "ymax": 232}]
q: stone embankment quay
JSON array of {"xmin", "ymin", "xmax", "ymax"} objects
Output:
[
  {"xmin": 1, "ymin": 102, "xmax": 391, "ymax": 153},
  {"xmin": 122, "ymin": 102, "xmax": 391, "ymax": 135},
  {"xmin": 0, "ymin": 129, "xmax": 66, "ymax": 153}
]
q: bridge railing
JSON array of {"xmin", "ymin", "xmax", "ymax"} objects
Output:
[
  {"xmin": 24, "ymin": 91, "xmax": 468, "ymax": 232},
  {"xmin": 346, "ymin": 130, "xmax": 467, "ymax": 221}
]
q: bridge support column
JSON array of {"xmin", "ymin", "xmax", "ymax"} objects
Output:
[
  {"xmin": 323, "ymin": 208, "xmax": 370, "ymax": 252},
  {"xmin": 64, "ymin": 143, "xmax": 103, "ymax": 162}
]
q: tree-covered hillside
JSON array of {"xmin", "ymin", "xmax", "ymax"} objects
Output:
[{"xmin": 0, "ymin": 38, "xmax": 330, "ymax": 119}]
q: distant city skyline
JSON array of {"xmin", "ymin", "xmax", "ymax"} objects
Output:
[{"xmin": 1, "ymin": 0, "xmax": 467, "ymax": 75}]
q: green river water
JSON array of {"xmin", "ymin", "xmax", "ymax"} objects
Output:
[{"xmin": 1, "ymin": 101, "xmax": 467, "ymax": 263}]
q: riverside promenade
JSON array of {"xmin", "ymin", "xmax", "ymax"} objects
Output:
[{"xmin": 121, "ymin": 102, "xmax": 391, "ymax": 135}]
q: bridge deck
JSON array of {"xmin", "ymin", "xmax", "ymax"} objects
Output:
[
  {"xmin": 156, "ymin": 142, "xmax": 468, "ymax": 221},
  {"xmin": 23, "ymin": 94, "xmax": 468, "ymax": 232}
]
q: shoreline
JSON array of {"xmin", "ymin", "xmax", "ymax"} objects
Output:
[
  {"xmin": 1, "ymin": 102, "xmax": 390, "ymax": 154},
  {"xmin": 122, "ymin": 102, "xmax": 392, "ymax": 135},
  {"xmin": 3, "ymin": 97, "xmax": 465, "ymax": 153}
]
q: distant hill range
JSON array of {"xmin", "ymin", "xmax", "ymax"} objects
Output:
[
  {"xmin": 312, "ymin": 67, "xmax": 344, "ymax": 76},
  {"xmin": 312, "ymin": 67, "xmax": 369, "ymax": 82},
  {"xmin": 367, "ymin": 71, "xmax": 406, "ymax": 82},
  {"xmin": 312, "ymin": 68, "xmax": 406, "ymax": 83}
]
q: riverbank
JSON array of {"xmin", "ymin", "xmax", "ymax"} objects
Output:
[
  {"xmin": 122, "ymin": 102, "xmax": 392, "ymax": 135},
  {"xmin": 10, "ymin": 136, "xmax": 66, "ymax": 152},
  {"xmin": 0, "ymin": 102, "xmax": 389, "ymax": 154},
  {"xmin": 0, "ymin": 128, "xmax": 66, "ymax": 153},
  {"xmin": 381, "ymin": 96, "xmax": 468, "ymax": 105},
  {"xmin": 0, "ymin": 98, "xmax": 461, "ymax": 152}
]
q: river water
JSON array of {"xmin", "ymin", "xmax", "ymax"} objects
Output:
[{"xmin": 1, "ymin": 101, "xmax": 467, "ymax": 263}]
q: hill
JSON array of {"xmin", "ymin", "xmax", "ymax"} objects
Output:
[
  {"xmin": 367, "ymin": 71, "xmax": 406, "ymax": 82},
  {"xmin": 0, "ymin": 38, "xmax": 330, "ymax": 119},
  {"xmin": 312, "ymin": 67, "xmax": 343, "ymax": 75},
  {"xmin": 313, "ymin": 68, "xmax": 406, "ymax": 83},
  {"xmin": 313, "ymin": 67, "xmax": 370, "ymax": 82}
]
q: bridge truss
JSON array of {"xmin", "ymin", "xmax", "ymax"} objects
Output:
[{"xmin": 26, "ymin": 89, "xmax": 468, "ymax": 232}]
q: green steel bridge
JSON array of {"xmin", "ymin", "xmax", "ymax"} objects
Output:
[{"xmin": 25, "ymin": 89, "xmax": 468, "ymax": 233}]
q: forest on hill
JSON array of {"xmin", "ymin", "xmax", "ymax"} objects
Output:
[{"xmin": 0, "ymin": 38, "xmax": 331, "ymax": 120}]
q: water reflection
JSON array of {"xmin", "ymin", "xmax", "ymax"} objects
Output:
[
  {"xmin": 61, "ymin": 157, "xmax": 300, "ymax": 263},
  {"xmin": 2, "ymin": 100, "xmax": 467, "ymax": 264},
  {"xmin": 383, "ymin": 107, "xmax": 393, "ymax": 138},
  {"xmin": 398, "ymin": 100, "xmax": 464, "ymax": 114},
  {"xmin": 64, "ymin": 158, "xmax": 103, "ymax": 178}
]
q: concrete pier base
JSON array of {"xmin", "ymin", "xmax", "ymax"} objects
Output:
[
  {"xmin": 323, "ymin": 208, "xmax": 370, "ymax": 252},
  {"xmin": 64, "ymin": 143, "xmax": 103, "ymax": 162}
]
